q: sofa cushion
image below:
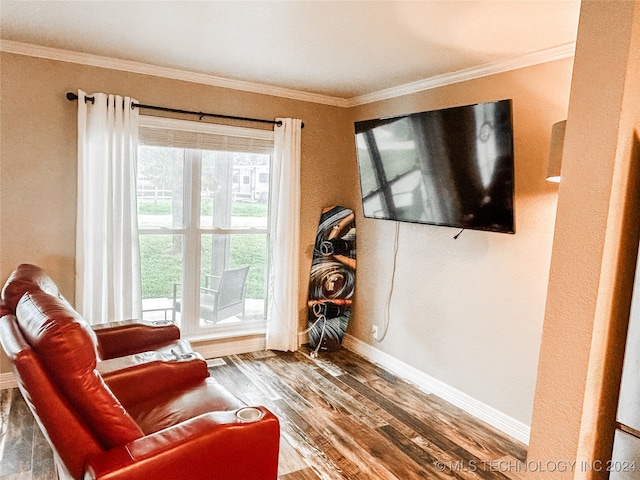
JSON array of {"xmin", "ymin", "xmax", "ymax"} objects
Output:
[
  {"xmin": 16, "ymin": 291, "xmax": 144, "ymax": 449},
  {"xmin": 1, "ymin": 263, "xmax": 63, "ymax": 312},
  {"xmin": 126, "ymin": 377, "xmax": 245, "ymax": 435}
]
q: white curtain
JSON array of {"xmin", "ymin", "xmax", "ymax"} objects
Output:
[
  {"xmin": 75, "ymin": 90, "xmax": 142, "ymax": 324},
  {"xmin": 266, "ymin": 118, "xmax": 302, "ymax": 351}
]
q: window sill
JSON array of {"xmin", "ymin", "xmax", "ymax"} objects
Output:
[{"xmin": 184, "ymin": 320, "xmax": 267, "ymax": 343}]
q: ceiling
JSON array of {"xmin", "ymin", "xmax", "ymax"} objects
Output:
[{"xmin": 0, "ymin": 1, "xmax": 581, "ymax": 101}]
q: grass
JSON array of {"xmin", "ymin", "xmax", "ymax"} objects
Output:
[
  {"xmin": 139, "ymin": 235, "xmax": 182, "ymax": 299},
  {"xmin": 139, "ymin": 210, "xmax": 267, "ymax": 300},
  {"xmin": 139, "ymin": 198, "xmax": 267, "ymax": 217}
]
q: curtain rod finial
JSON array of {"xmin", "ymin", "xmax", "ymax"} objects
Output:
[{"xmin": 66, "ymin": 92, "xmax": 78, "ymax": 101}]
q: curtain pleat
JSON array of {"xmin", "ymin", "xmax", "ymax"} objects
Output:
[
  {"xmin": 75, "ymin": 90, "xmax": 142, "ymax": 324},
  {"xmin": 266, "ymin": 118, "xmax": 302, "ymax": 351}
]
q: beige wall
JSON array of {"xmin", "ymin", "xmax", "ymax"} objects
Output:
[
  {"xmin": 527, "ymin": 2, "xmax": 640, "ymax": 478},
  {"xmin": 349, "ymin": 59, "xmax": 573, "ymax": 426},
  {"xmin": 0, "ymin": 52, "xmax": 357, "ymax": 372},
  {"xmin": 0, "ymin": 48, "xmax": 574, "ymax": 433},
  {"xmin": 3, "ymin": 4, "xmax": 639, "ymax": 471}
]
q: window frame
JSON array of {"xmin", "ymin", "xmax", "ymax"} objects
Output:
[{"xmin": 137, "ymin": 115, "xmax": 274, "ymax": 339}]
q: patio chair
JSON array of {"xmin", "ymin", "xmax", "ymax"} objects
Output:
[{"xmin": 173, "ymin": 265, "xmax": 250, "ymax": 324}]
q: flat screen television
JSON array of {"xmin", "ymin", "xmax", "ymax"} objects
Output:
[{"xmin": 354, "ymin": 99, "xmax": 515, "ymax": 234}]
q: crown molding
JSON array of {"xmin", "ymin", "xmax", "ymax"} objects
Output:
[
  {"xmin": 2, "ymin": 39, "xmax": 574, "ymax": 109},
  {"xmin": 0, "ymin": 40, "xmax": 350, "ymax": 108},
  {"xmin": 346, "ymin": 42, "xmax": 576, "ymax": 107}
]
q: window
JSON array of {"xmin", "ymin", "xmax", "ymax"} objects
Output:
[{"xmin": 137, "ymin": 116, "xmax": 273, "ymax": 338}]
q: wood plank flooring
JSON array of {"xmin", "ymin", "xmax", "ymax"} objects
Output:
[{"xmin": 0, "ymin": 347, "xmax": 527, "ymax": 479}]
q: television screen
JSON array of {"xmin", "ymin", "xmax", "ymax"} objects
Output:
[{"xmin": 354, "ymin": 99, "xmax": 515, "ymax": 234}]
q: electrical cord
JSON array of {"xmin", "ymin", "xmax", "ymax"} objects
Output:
[
  {"xmin": 300, "ymin": 315, "xmax": 327, "ymax": 358},
  {"xmin": 376, "ymin": 221, "xmax": 399, "ymax": 342}
]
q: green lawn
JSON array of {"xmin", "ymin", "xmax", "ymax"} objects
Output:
[
  {"xmin": 139, "ymin": 235, "xmax": 182, "ymax": 299},
  {"xmin": 139, "ymin": 198, "xmax": 267, "ymax": 217},
  {"xmin": 139, "ymin": 201, "xmax": 268, "ymax": 300}
]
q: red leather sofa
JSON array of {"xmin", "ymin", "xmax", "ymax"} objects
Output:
[{"xmin": 0, "ymin": 264, "xmax": 280, "ymax": 480}]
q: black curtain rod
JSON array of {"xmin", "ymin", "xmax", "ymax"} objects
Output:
[{"xmin": 66, "ymin": 92, "xmax": 303, "ymax": 128}]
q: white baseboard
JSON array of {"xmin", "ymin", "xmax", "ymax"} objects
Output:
[
  {"xmin": 1, "ymin": 332, "xmax": 531, "ymax": 445},
  {"xmin": 341, "ymin": 334, "xmax": 531, "ymax": 445},
  {"xmin": 0, "ymin": 372, "xmax": 17, "ymax": 390},
  {"xmin": 191, "ymin": 335, "xmax": 266, "ymax": 359},
  {"xmin": 298, "ymin": 331, "xmax": 308, "ymax": 348}
]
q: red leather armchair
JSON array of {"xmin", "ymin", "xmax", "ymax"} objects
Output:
[
  {"xmin": 0, "ymin": 263, "xmax": 187, "ymax": 359},
  {"xmin": 0, "ymin": 264, "xmax": 280, "ymax": 480}
]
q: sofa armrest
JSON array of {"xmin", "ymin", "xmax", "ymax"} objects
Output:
[
  {"xmin": 97, "ymin": 350, "xmax": 204, "ymax": 375},
  {"xmin": 100, "ymin": 355, "xmax": 210, "ymax": 406},
  {"xmin": 84, "ymin": 408, "xmax": 280, "ymax": 480},
  {"xmin": 93, "ymin": 319, "xmax": 181, "ymax": 359}
]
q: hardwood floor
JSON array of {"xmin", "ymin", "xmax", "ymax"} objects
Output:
[{"xmin": 0, "ymin": 347, "xmax": 527, "ymax": 479}]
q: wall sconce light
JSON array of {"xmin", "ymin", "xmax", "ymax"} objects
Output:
[{"xmin": 547, "ymin": 120, "xmax": 566, "ymax": 183}]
